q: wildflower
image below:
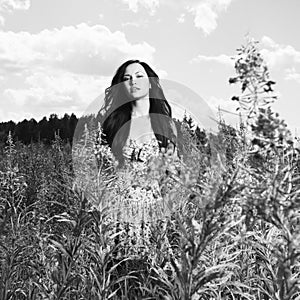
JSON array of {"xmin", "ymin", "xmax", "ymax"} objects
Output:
[{"xmin": 191, "ymin": 218, "xmax": 202, "ymax": 233}]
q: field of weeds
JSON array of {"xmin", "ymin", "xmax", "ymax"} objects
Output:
[{"xmin": 1, "ymin": 39, "xmax": 300, "ymax": 300}]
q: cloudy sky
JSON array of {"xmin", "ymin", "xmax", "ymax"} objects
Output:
[{"xmin": 0, "ymin": 0, "xmax": 299, "ymax": 134}]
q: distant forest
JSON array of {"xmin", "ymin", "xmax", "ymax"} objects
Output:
[
  {"xmin": 0, "ymin": 112, "xmax": 209, "ymax": 149},
  {"xmin": 0, "ymin": 113, "xmax": 78, "ymax": 146}
]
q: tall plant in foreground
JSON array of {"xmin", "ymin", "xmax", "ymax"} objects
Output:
[
  {"xmin": 0, "ymin": 132, "xmax": 32, "ymax": 300},
  {"xmin": 229, "ymin": 36, "xmax": 300, "ymax": 300}
]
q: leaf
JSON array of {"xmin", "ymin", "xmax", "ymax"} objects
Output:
[{"xmin": 49, "ymin": 239, "xmax": 70, "ymax": 257}]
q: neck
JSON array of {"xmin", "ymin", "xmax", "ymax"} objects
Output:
[{"xmin": 132, "ymin": 97, "xmax": 150, "ymax": 117}]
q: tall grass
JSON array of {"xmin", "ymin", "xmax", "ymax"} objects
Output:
[{"xmin": 0, "ymin": 38, "xmax": 299, "ymax": 299}]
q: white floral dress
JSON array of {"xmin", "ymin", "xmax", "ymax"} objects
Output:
[
  {"xmin": 95, "ymin": 134, "xmax": 182, "ymax": 257},
  {"xmin": 111, "ymin": 136, "xmax": 168, "ymax": 224}
]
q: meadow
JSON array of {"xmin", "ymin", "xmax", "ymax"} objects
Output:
[{"xmin": 0, "ymin": 39, "xmax": 299, "ymax": 300}]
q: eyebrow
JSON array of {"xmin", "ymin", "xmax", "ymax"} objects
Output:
[{"xmin": 123, "ymin": 71, "xmax": 145, "ymax": 76}]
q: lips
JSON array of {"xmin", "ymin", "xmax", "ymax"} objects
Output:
[{"xmin": 131, "ymin": 87, "xmax": 140, "ymax": 92}]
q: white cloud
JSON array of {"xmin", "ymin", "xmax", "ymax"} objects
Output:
[
  {"xmin": 0, "ymin": 0, "xmax": 30, "ymax": 10},
  {"xmin": 0, "ymin": 0, "xmax": 30, "ymax": 25},
  {"xmin": 0, "ymin": 109, "xmax": 26, "ymax": 122},
  {"xmin": 285, "ymin": 67, "xmax": 300, "ymax": 83},
  {"xmin": 260, "ymin": 36, "xmax": 300, "ymax": 69},
  {"xmin": 190, "ymin": 53, "xmax": 234, "ymax": 66},
  {"xmin": 122, "ymin": 0, "xmax": 159, "ymax": 14},
  {"xmin": 122, "ymin": 21, "xmax": 140, "ymax": 27},
  {"xmin": 177, "ymin": 13, "xmax": 185, "ymax": 23},
  {"xmin": 2, "ymin": 68, "xmax": 111, "ymax": 121},
  {"xmin": 156, "ymin": 68, "xmax": 168, "ymax": 79},
  {"xmin": 185, "ymin": 0, "xmax": 234, "ymax": 35},
  {"xmin": 0, "ymin": 23, "xmax": 156, "ymax": 76},
  {"xmin": 0, "ymin": 23, "xmax": 159, "ymax": 121},
  {"xmin": 119, "ymin": 0, "xmax": 234, "ymax": 34},
  {"xmin": 186, "ymin": 2, "xmax": 217, "ymax": 35}
]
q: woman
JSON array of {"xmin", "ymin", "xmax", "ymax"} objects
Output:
[
  {"xmin": 99, "ymin": 59, "xmax": 177, "ymax": 168},
  {"xmin": 96, "ymin": 60, "xmax": 181, "ymax": 257},
  {"xmin": 95, "ymin": 60, "xmax": 181, "ymax": 225}
]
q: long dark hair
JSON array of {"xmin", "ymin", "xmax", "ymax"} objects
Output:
[{"xmin": 100, "ymin": 59, "xmax": 177, "ymax": 165}]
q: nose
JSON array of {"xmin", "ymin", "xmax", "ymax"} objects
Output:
[{"xmin": 129, "ymin": 76, "xmax": 137, "ymax": 86}]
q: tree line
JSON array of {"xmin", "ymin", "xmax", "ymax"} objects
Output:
[
  {"xmin": 0, "ymin": 113, "xmax": 78, "ymax": 146},
  {"xmin": 0, "ymin": 111, "xmax": 238, "ymax": 160}
]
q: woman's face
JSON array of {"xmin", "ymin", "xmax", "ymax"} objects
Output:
[{"xmin": 122, "ymin": 63, "xmax": 150, "ymax": 100}]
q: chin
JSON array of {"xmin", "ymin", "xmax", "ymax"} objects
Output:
[{"xmin": 131, "ymin": 95, "xmax": 148, "ymax": 101}]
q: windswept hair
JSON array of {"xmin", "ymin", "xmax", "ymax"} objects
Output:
[{"xmin": 99, "ymin": 59, "xmax": 177, "ymax": 166}]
